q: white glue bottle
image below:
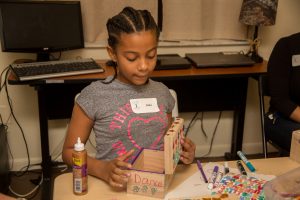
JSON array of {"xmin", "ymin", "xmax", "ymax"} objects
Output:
[{"xmin": 72, "ymin": 137, "xmax": 88, "ymax": 195}]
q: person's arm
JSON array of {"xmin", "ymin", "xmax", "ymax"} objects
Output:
[
  {"xmin": 289, "ymin": 106, "xmax": 300, "ymax": 123},
  {"xmin": 62, "ymin": 103, "xmax": 133, "ymax": 188},
  {"xmin": 0, "ymin": 193, "xmax": 16, "ymax": 200}
]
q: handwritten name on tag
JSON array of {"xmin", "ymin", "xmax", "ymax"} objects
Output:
[{"xmin": 130, "ymin": 98, "xmax": 159, "ymax": 113}]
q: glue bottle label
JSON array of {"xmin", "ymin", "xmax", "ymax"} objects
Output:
[{"xmin": 72, "ymin": 151, "xmax": 87, "ymax": 195}]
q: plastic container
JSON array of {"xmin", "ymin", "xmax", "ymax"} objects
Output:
[
  {"xmin": 72, "ymin": 137, "xmax": 88, "ymax": 195},
  {"xmin": 263, "ymin": 167, "xmax": 300, "ymax": 200}
]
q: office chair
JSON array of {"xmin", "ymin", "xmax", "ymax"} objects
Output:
[
  {"xmin": 258, "ymin": 75, "xmax": 290, "ymax": 158},
  {"xmin": 169, "ymin": 89, "xmax": 179, "ymax": 118}
]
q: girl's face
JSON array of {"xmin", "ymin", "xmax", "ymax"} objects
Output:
[{"xmin": 107, "ymin": 30, "xmax": 158, "ymax": 85}]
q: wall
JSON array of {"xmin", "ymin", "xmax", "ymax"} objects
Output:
[{"xmin": 1, "ymin": 0, "xmax": 300, "ymax": 170}]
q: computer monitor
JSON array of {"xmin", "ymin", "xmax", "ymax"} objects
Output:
[{"xmin": 0, "ymin": 1, "xmax": 84, "ymax": 61}]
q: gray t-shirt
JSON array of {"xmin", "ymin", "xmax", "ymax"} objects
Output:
[{"xmin": 77, "ymin": 77, "xmax": 175, "ymax": 162}]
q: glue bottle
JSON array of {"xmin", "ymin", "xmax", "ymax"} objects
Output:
[{"xmin": 72, "ymin": 137, "xmax": 88, "ymax": 195}]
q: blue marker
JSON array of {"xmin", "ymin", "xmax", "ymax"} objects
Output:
[{"xmin": 237, "ymin": 151, "xmax": 256, "ymax": 172}]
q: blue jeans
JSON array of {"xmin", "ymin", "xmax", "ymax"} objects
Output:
[{"xmin": 264, "ymin": 112, "xmax": 300, "ymax": 151}]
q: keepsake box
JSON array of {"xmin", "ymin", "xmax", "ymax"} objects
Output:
[{"xmin": 127, "ymin": 117, "xmax": 185, "ymax": 198}]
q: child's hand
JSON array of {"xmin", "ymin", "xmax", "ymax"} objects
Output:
[
  {"xmin": 180, "ymin": 137, "xmax": 196, "ymax": 164},
  {"xmin": 104, "ymin": 149, "xmax": 135, "ymax": 188}
]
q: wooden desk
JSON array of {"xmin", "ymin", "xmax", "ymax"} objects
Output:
[
  {"xmin": 53, "ymin": 157, "xmax": 300, "ymax": 200},
  {"xmin": 8, "ymin": 60, "xmax": 267, "ymax": 200}
]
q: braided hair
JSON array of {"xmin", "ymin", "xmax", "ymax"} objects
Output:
[{"xmin": 103, "ymin": 7, "xmax": 160, "ymax": 84}]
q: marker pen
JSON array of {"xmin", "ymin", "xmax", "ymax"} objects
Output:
[
  {"xmin": 207, "ymin": 166, "xmax": 219, "ymax": 190},
  {"xmin": 237, "ymin": 151, "xmax": 256, "ymax": 172},
  {"xmin": 224, "ymin": 161, "xmax": 229, "ymax": 174},
  {"xmin": 237, "ymin": 160, "xmax": 247, "ymax": 176},
  {"xmin": 196, "ymin": 160, "xmax": 208, "ymax": 183},
  {"xmin": 214, "ymin": 171, "xmax": 223, "ymax": 187}
]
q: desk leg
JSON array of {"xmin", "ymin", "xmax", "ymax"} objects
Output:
[
  {"xmin": 225, "ymin": 78, "xmax": 248, "ymax": 160},
  {"xmin": 36, "ymin": 86, "xmax": 52, "ymax": 200}
]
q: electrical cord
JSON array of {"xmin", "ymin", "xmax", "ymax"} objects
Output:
[
  {"xmin": 201, "ymin": 111, "xmax": 222, "ymax": 157},
  {"xmin": 9, "ymin": 171, "xmax": 43, "ymax": 199},
  {"xmin": 0, "ymin": 66, "xmax": 9, "ymax": 92},
  {"xmin": 1, "ymin": 66, "xmax": 12, "ymax": 125},
  {"xmin": 184, "ymin": 111, "xmax": 222, "ymax": 157},
  {"xmin": 4, "ymin": 68, "xmax": 31, "ymax": 176},
  {"xmin": 199, "ymin": 112, "xmax": 208, "ymax": 139},
  {"xmin": 9, "ymin": 163, "xmax": 43, "ymax": 199},
  {"xmin": 185, "ymin": 112, "xmax": 199, "ymax": 136}
]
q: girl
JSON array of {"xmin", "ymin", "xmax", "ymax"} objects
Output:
[{"xmin": 62, "ymin": 6, "xmax": 195, "ymax": 188}]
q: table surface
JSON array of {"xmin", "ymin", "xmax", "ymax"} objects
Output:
[{"xmin": 53, "ymin": 157, "xmax": 299, "ymax": 200}]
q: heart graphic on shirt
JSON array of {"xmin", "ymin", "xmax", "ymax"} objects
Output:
[{"xmin": 127, "ymin": 116, "xmax": 167, "ymax": 150}]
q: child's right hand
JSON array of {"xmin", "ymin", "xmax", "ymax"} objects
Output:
[{"xmin": 104, "ymin": 149, "xmax": 135, "ymax": 188}]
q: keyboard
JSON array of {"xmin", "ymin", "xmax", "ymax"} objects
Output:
[{"xmin": 10, "ymin": 58, "xmax": 104, "ymax": 81}]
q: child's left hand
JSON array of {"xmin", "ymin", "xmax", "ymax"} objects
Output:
[{"xmin": 180, "ymin": 137, "xmax": 196, "ymax": 164}]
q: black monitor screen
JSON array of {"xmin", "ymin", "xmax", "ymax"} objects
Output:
[{"xmin": 0, "ymin": 1, "xmax": 84, "ymax": 61}]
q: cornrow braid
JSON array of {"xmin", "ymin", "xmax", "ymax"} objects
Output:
[
  {"xmin": 104, "ymin": 6, "xmax": 160, "ymax": 84},
  {"xmin": 106, "ymin": 6, "xmax": 160, "ymax": 49}
]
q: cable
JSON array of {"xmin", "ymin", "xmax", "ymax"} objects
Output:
[
  {"xmin": 4, "ymin": 69, "xmax": 31, "ymax": 176},
  {"xmin": 0, "ymin": 66, "xmax": 9, "ymax": 92},
  {"xmin": 9, "ymin": 172, "xmax": 43, "ymax": 199},
  {"xmin": 9, "ymin": 163, "xmax": 43, "ymax": 199},
  {"xmin": 198, "ymin": 112, "xmax": 208, "ymax": 138},
  {"xmin": 185, "ymin": 112, "xmax": 199, "ymax": 136},
  {"xmin": 201, "ymin": 111, "xmax": 222, "ymax": 157}
]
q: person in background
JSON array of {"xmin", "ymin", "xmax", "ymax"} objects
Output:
[
  {"xmin": 265, "ymin": 32, "xmax": 300, "ymax": 152},
  {"xmin": 62, "ymin": 6, "xmax": 195, "ymax": 189}
]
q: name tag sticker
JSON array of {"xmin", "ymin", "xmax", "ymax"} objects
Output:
[
  {"xmin": 130, "ymin": 98, "xmax": 159, "ymax": 113},
  {"xmin": 292, "ymin": 54, "xmax": 300, "ymax": 67}
]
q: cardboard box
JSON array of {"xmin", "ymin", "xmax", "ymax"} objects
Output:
[
  {"xmin": 290, "ymin": 130, "xmax": 300, "ymax": 163},
  {"xmin": 127, "ymin": 117, "xmax": 184, "ymax": 199}
]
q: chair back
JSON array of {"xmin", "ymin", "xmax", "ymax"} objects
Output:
[
  {"xmin": 169, "ymin": 89, "xmax": 179, "ymax": 118},
  {"xmin": 260, "ymin": 74, "xmax": 270, "ymax": 97}
]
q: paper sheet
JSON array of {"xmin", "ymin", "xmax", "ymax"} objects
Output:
[{"xmin": 165, "ymin": 162, "xmax": 275, "ymax": 200}]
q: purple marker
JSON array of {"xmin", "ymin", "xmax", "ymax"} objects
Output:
[
  {"xmin": 207, "ymin": 166, "xmax": 219, "ymax": 190},
  {"xmin": 196, "ymin": 160, "xmax": 208, "ymax": 183}
]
